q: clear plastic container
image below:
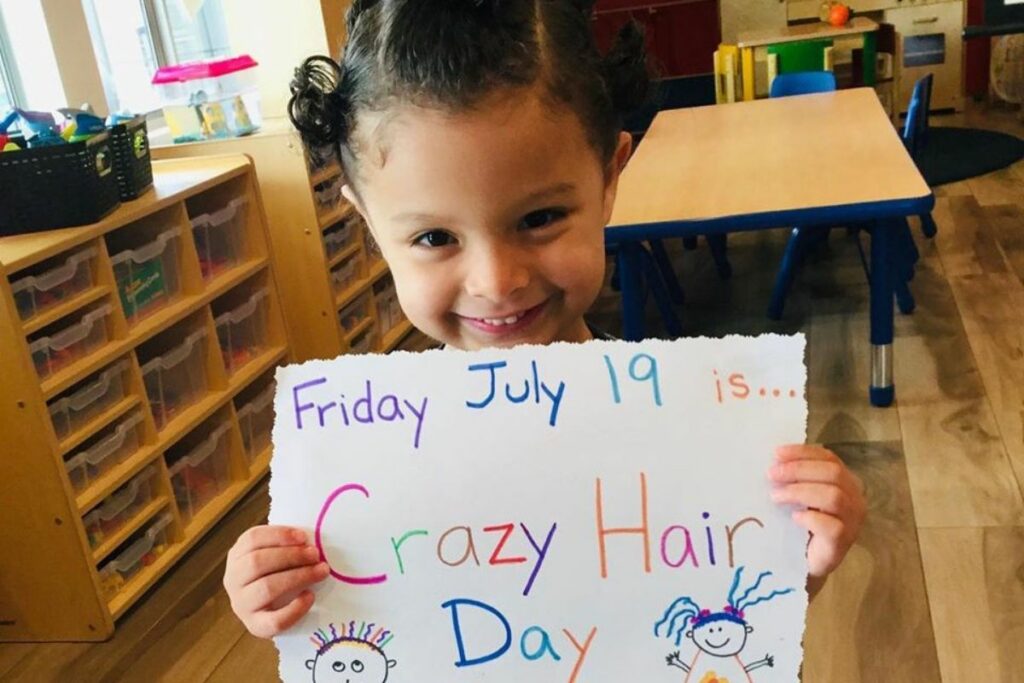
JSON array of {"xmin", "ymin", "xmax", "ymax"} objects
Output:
[
  {"xmin": 48, "ymin": 360, "xmax": 130, "ymax": 441},
  {"xmin": 214, "ymin": 289, "xmax": 269, "ymax": 376},
  {"xmin": 64, "ymin": 411, "xmax": 145, "ymax": 493},
  {"xmin": 374, "ymin": 276, "xmax": 403, "ymax": 333},
  {"xmin": 168, "ymin": 422, "xmax": 232, "ymax": 525},
  {"xmin": 330, "ymin": 252, "xmax": 364, "ymax": 297},
  {"xmin": 82, "ymin": 465, "xmax": 157, "ymax": 550},
  {"xmin": 10, "ymin": 248, "xmax": 98, "ymax": 322},
  {"xmin": 140, "ymin": 329, "xmax": 209, "ymax": 430},
  {"xmin": 323, "ymin": 219, "xmax": 356, "ymax": 260},
  {"xmin": 97, "ymin": 513, "xmax": 173, "ymax": 600},
  {"xmin": 152, "ymin": 56, "xmax": 262, "ymax": 143},
  {"xmin": 110, "ymin": 227, "xmax": 182, "ymax": 325},
  {"xmin": 314, "ymin": 176, "xmax": 344, "ymax": 216},
  {"xmin": 338, "ymin": 292, "xmax": 372, "ymax": 333},
  {"xmin": 348, "ymin": 326, "xmax": 377, "ymax": 355},
  {"xmin": 191, "ymin": 197, "xmax": 247, "ymax": 280},
  {"xmin": 29, "ymin": 304, "xmax": 113, "ymax": 381},
  {"xmin": 236, "ymin": 383, "xmax": 274, "ymax": 463}
]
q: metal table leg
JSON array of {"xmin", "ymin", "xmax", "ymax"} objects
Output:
[{"xmin": 869, "ymin": 218, "xmax": 896, "ymax": 406}]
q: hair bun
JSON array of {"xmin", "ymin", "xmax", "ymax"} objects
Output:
[{"xmin": 288, "ymin": 55, "xmax": 347, "ymax": 148}]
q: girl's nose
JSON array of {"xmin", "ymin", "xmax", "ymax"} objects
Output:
[{"xmin": 464, "ymin": 244, "xmax": 530, "ymax": 302}]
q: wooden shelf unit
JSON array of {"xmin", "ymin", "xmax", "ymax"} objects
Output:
[
  {"xmin": 0, "ymin": 156, "xmax": 292, "ymax": 641},
  {"xmin": 152, "ymin": 117, "xmax": 430, "ymax": 361}
]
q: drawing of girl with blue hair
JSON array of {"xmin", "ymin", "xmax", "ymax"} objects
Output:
[{"xmin": 653, "ymin": 566, "xmax": 795, "ymax": 682}]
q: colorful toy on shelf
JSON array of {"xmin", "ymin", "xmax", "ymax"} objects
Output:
[
  {"xmin": 829, "ymin": 3, "xmax": 851, "ymax": 27},
  {"xmin": 152, "ymin": 55, "xmax": 262, "ymax": 144}
]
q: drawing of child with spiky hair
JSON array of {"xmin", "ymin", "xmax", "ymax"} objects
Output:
[
  {"xmin": 306, "ymin": 621, "xmax": 397, "ymax": 682},
  {"xmin": 653, "ymin": 567, "xmax": 795, "ymax": 682}
]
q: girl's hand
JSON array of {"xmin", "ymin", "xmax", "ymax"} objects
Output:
[
  {"xmin": 768, "ymin": 445, "xmax": 866, "ymax": 578},
  {"xmin": 223, "ymin": 525, "xmax": 331, "ymax": 638}
]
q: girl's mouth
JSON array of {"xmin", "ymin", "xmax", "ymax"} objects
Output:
[{"xmin": 460, "ymin": 300, "xmax": 548, "ymax": 336}]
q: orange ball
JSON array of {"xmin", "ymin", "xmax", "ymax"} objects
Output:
[{"xmin": 829, "ymin": 4, "xmax": 850, "ymax": 27}]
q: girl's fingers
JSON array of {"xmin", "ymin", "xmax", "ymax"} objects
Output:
[
  {"xmin": 771, "ymin": 482, "xmax": 851, "ymax": 517},
  {"xmin": 246, "ymin": 590, "xmax": 316, "ymax": 639},
  {"xmin": 792, "ymin": 509, "xmax": 850, "ymax": 576},
  {"xmin": 228, "ymin": 526, "xmax": 309, "ymax": 561},
  {"xmin": 232, "ymin": 545, "xmax": 323, "ymax": 589},
  {"xmin": 769, "ymin": 458, "xmax": 851, "ymax": 487},
  {"xmin": 775, "ymin": 445, "xmax": 837, "ymax": 463},
  {"xmin": 234, "ymin": 563, "xmax": 331, "ymax": 615}
]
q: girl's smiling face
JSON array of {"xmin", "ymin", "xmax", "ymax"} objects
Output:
[{"xmin": 343, "ymin": 87, "xmax": 631, "ymax": 350}]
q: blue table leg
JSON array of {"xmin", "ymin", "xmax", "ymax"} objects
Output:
[
  {"xmin": 617, "ymin": 241, "xmax": 646, "ymax": 342},
  {"xmin": 639, "ymin": 246, "xmax": 683, "ymax": 337},
  {"xmin": 870, "ymin": 219, "xmax": 896, "ymax": 407},
  {"xmin": 649, "ymin": 239, "xmax": 685, "ymax": 304}
]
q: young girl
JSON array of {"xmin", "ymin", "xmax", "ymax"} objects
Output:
[{"xmin": 223, "ymin": 0, "xmax": 866, "ymax": 639}]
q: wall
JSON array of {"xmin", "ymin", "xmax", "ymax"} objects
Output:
[{"xmin": 221, "ymin": 0, "xmax": 346, "ymax": 119}]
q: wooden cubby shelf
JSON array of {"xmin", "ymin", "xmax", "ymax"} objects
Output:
[
  {"xmin": 153, "ymin": 117, "xmax": 429, "ymax": 362},
  {"xmin": 0, "ymin": 156, "xmax": 292, "ymax": 642}
]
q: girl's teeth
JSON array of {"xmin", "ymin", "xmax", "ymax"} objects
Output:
[{"xmin": 483, "ymin": 314, "xmax": 522, "ymax": 326}]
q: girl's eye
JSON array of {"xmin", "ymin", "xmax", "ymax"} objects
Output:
[
  {"xmin": 413, "ymin": 230, "xmax": 456, "ymax": 248},
  {"xmin": 520, "ymin": 208, "xmax": 567, "ymax": 230},
  {"xmin": 331, "ymin": 661, "xmax": 346, "ymax": 672}
]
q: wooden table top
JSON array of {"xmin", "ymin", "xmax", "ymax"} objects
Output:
[
  {"xmin": 736, "ymin": 17, "xmax": 878, "ymax": 49},
  {"xmin": 608, "ymin": 88, "xmax": 931, "ymax": 234}
]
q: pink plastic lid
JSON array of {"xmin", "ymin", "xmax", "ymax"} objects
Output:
[{"xmin": 152, "ymin": 55, "xmax": 258, "ymax": 84}]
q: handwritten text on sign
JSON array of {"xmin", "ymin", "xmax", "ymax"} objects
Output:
[{"xmin": 270, "ymin": 336, "xmax": 809, "ymax": 682}]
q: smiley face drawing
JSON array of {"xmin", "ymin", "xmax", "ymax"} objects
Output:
[
  {"xmin": 306, "ymin": 622, "xmax": 396, "ymax": 683},
  {"xmin": 654, "ymin": 566, "xmax": 794, "ymax": 682}
]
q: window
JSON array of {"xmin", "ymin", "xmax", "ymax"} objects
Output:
[
  {"xmin": 0, "ymin": 0, "xmax": 64, "ymax": 111},
  {"xmin": 84, "ymin": 0, "xmax": 232, "ymax": 114}
]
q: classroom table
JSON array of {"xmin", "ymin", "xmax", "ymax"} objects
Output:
[
  {"xmin": 736, "ymin": 17, "xmax": 879, "ymax": 101},
  {"xmin": 606, "ymin": 88, "xmax": 933, "ymax": 407}
]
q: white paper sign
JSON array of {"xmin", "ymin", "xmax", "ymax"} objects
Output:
[{"xmin": 269, "ymin": 336, "xmax": 809, "ymax": 682}]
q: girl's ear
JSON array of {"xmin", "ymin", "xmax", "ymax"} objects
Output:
[
  {"xmin": 745, "ymin": 625, "xmax": 754, "ymax": 634},
  {"xmin": 387, "ymin": 659, "xmax": 397, "ymax": 668},
  {"xmin": 306, "ymin": 659, "xmax": 315, "ymax": 670},
  {"xmin": 601, "ymin": 131, "xmax": 634, "ymax": 226},
  {"xmin": 685, "ymin": 630, "xmax": 694, "ymax": 640},
  {"xmin": 342, "ymin": 183, "xmax": 378, "ymax": 239}
]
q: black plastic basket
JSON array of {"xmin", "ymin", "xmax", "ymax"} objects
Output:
[
  {"xmin": 108, "ymin": 116, "xmax": 153, "ymax": 201},
  {"xmin": 0, "ymin": 132, "xmax": 121, "ymax": 236}
]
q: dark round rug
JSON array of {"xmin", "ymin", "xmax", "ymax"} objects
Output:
[{"xmin": 918, "ymin": 126, "xmax": 1024, "ymax": 187}]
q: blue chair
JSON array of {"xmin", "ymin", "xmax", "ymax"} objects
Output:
[
  {"xmin": 769, "ymin": 71, "xmax": 837, "ymax": 98},
  {"xmin": 903, "ymin": 74, "xmax": 937, "ymax": 238},
  {"xmin": 766, "ymin": 72, "xmax": 922, "ymax": 319}
]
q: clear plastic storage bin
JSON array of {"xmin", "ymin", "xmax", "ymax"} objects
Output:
[
  {"xmin": 141, "ymin": 329, "xmax": 209, "ymax": 430},
  {"xmin": 11, "ymin": 248, "xmax": 98, "ymax": 322},
  {"xmin": 29, "ymin": 304, "xmax": 113, "ymax": 381},
  {"xmin": 348, "ymin": 326, "xmax": 377, "ymax": 355},
  {"xmin": 64, "ymin": 411, "xmax": 145, "ymax": 493},
  {"xmin": 48, "ymin": 360, "xmax": 130, "ymax": 441},
  {"xmin": 374, "ymin": 276, "xmax": 403, "ymax": 333},
  {"xmin": 153, "ymin": 55, "xmax": 261, "ymax": 143},
  {"xmin": 329, "ymin": 252, "xmax": 363, "ymax": 297},
  {"xmin": 97, "ymin": 513, "xmax": 173, "ymax": 599},
  {"xmin": 314, "ymin": 176, "xmax": 343, "ymax": 216},
  {"xmin": 191, "ymin": 197, "xmax": 246, "ymax": 280},
  {"xmin": 82, "ymin": 465, "xmax": 157, "ymax": 550},
  {"xmin": 110, "ymin": 227, "xmax": 181, "ymax": 325},
  {"xmin": 338, "ymin": 292, "xmax": 372, "ymax": 333},
  {"xmin": 168, "ymin": 422, "xmax": 232, "ymax": 525},
  {"xmin": 322, "ymin": 220, "xmax": 355, "ymax": 260},
  {"xmin": 236, "ymin": 383, "xmax": 274, "ymax": 463},
  {"xmin": 214, "ymin": 289, "xmax": 269, "ymax": 376}
]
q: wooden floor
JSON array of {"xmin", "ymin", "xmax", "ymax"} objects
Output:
[{"xmin": 3, "ymin": 103, "xmax": 1024, "ymax": 682}]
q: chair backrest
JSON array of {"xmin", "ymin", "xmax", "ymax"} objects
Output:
[
  {"xmin": 769, "ymin": 71, "xmax": 838, "ymax": 98},
  {"xmin": 903, "ymin": 74, "xmax": 934, "ymax": 157}
]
